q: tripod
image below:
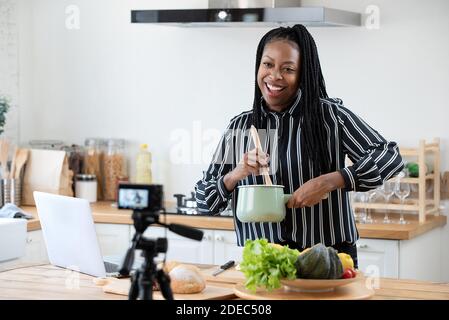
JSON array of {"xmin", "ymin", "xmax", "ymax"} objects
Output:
[{"xmin": 119, "ymin": 209, "xmax": 203, "ymax": 300}]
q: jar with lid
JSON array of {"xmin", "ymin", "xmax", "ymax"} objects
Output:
[
  {"xmin": 84, "ymin": 138, "xmax": 104, "ymax": 200},
  {"xmin": 75, "ymin": 174, "xmax": 97, "ymax": 203},
  {"xmin": 63, "ymin": 144, "xmax": 85, "ymax": 194},
  {"xmin": 102, "ymin": 139, "xmax": 127, "ymax": 201}
]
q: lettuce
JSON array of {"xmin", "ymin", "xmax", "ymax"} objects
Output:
[{"xmin": 240, "ymin": 238, "xmax": 300, "ymax": 292}]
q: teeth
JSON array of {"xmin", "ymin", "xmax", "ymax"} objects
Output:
[{"xmin": 267, "ymin": 83, "xmax": 284, "ymax": 91}]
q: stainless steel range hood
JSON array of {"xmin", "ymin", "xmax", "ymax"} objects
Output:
[{"xmin": 131, "ymin": 0, "xmax": 361, "ymax": 27}]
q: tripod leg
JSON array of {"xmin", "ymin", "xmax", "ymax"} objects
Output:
[
  {"xmin": 128, "ymin": 270, "xmax": 139, "ymax": 300},
  {"xmin": 156, "ymin": 269, "xmax": 174, "ymax": 300},
  {"xmin": 139, "ymin": 274, "xmax": 154, "ymax": 300}
]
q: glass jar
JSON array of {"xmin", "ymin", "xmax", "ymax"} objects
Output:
[
  {"xmin": 102, "ymin": 139, "xmax": 127, "ymax": 201},
  {"xmin": 84, "ymin": 138, "xmax": 104, "ymax": 200},
  {"xmin": 63, "ymin": 144, "xmax": 85, "ymax": 194},
  {"xmin": 75, "ymin": 174, "xmax": 97, "ymax": 203}
]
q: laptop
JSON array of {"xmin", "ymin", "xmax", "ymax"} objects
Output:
[{"xmin": 33, "ymin": 191, "xmax": 122, "ymax": 278}]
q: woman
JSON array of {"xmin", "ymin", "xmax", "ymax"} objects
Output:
[{"xmin": 195, "ymin": 24, "xmax": 403, "ymax": 268}]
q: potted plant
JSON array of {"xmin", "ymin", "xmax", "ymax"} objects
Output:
[{"xmin": 0, "ymin": 95, "xmax": 10, "ymax": 135}]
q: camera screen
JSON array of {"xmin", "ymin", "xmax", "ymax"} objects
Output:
[{"xmin": 118, "ymin": 188, "xmax": 149, "ymax": 210}]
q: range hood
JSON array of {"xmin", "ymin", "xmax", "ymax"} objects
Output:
[{"xmin": 131, "ymin": 0, "xmax": 361, "ymax": 27}]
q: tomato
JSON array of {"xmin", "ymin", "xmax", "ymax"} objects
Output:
[
  {"xmin": 342, "ymin": 268, "xmax": 357, "ymax": 279},
  {"xmin": 342, "ymin": 269, "xmax": 353, "ymax": 279}
]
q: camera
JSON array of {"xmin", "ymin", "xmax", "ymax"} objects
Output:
[{"xmin": 117, "ymin": 183, "xmax": 163, "ymax": 212}]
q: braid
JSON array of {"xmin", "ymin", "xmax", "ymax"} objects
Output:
[{"xmin": 251, "ymin": 24, "xmax": 331, "ymax": 175}]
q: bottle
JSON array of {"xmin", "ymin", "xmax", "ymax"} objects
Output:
[{"xmin": 136, "ymin": 144, "xmax": 152, "ymax": 184}]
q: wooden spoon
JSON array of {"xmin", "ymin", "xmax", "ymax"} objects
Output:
[
  {"xmin": 9, "ymin": 146, "xmax": 18, "ymax": 179},
  {"xmin": 0, "ymin": 139, "xmax": 10, "ymax": 179},
  {"xmin": 249, "ymin": 125, "xmax": 273, "ymax": 186},
  {"xmin": 13, "ymin": 148, "xmax": 29, "ymax": 179}
]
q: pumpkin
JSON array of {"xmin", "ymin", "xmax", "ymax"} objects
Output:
[
  {"xmin": 295, "ymin": 243, "xmax": 344, "ymax": 279},
  {"xmin": 327, "ymin": 247, "xmax": 344, "ymax": 279}
]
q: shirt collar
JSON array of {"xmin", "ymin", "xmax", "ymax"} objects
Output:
[{"xmin": 260, "ymin": 88, "xmax": 302, "ymax": 118}]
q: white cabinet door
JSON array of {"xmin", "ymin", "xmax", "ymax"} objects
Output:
[
  {"xmin": 357, "ymin": 238, "xmax": 399, "ymax": 279},
  {"xmin": 140, "ymin": 227, "xmax": 214, "ymax": 264},
  {"xmin": 95, "ymin": 224, "xmax": 131, "ymax": 258},
  {"xmin": 22, "ymin": 230, "xmax": 48, "ymax": 264},
  {"xmin": 213, "ymin": 230, "xmax": 243, "ymax": 265},
  {"xmin": 399, "ymin": 228, "xmax": 441, "ymax": 282}
]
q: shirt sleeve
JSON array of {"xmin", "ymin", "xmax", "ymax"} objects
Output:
[
  {"xmin": 336, "ymin": 102, "xmax": 404, "ymax": 192},
  {"xmin": 194, "ymin": 122, "xmax": 234, "ymax": 214}
]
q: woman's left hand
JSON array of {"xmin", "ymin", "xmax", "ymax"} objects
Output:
[{"xmin": 287, "ymin": 172, "xmax": 345, "ymax": 209}]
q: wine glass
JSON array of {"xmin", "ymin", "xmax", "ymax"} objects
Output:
[
  {"xmin": 380, "ymin": 181, "xmax": 395, "ymax": 224},
  {"xmin": 365, "ymin": 189, "xmax": 379, "ymax": 224},
  {"xmin": 356, "ymin": 192, "xmax": 368, "ymax": 224},
  {"xmin": 394, "ymin": 174, "xmax": 411, "ymax": 224}
]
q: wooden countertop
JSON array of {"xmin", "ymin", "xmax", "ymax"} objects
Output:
[
  {"xmin": 23, "ymin": 202, "xmax": 446, "ymax": 240},
  {"xmin": 1, "ymin": 264, "xmax": 448, "ymax": 300}
]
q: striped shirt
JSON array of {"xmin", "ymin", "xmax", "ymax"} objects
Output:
[{"xmin": 195, "ymin": 90, "xmax": 404, "ymax": 248}]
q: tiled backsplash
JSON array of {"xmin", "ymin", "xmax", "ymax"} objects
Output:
[{"xmin": 0, "ymin": 0, "xmax": 19, "ymax": 143}]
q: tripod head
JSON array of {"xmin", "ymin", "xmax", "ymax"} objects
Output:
[{"xmin": 119, "ymin": 209, "xmax": 203, "ymax": 276}]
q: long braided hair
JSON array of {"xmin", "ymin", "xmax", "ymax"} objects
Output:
[{"xmin": 251, "ymin": 24, "xmax": 330, "ymax": 175}]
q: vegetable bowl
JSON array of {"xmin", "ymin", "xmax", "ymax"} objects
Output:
[{"xmin": 280, "ymin": 270, "xmax": 362, "ymax": 292}]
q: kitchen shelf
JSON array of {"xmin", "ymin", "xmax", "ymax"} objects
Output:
[{"xmin": 352, "ymin": 138, "xmax": 441, "ymax": 223}]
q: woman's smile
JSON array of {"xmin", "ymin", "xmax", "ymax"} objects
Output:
[{"xmin": 264, "ymin": 82, "xmax": 287, "ymax": 97}]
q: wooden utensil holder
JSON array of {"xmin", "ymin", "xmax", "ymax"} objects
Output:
[{"xmin": 351, "ymin": 138, "xmax": 440, "ymax": 223}]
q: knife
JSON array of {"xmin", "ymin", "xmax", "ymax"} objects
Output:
[{"xmin": 212, "ymin": 260, "xmax": 235, "ymax": 276}]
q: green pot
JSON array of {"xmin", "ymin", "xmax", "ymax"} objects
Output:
[{"xmin": 236, "ymin": 185, "xmax": 292, "ymax": 223}]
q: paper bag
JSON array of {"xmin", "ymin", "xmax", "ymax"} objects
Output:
[{"xmin": 22, "ymin": 149, "xmax": 74, "ymax": 205}]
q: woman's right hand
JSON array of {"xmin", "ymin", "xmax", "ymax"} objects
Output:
[{"xmin": 223, "ymin": 148, "xmax": 269, "ymax": 192}]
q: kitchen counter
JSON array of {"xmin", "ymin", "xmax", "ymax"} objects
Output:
[
  {"xmin": 0, "ymin": 263, "xmax": 448, "ymax": 300},
  {"xmin": 22, "ymin": 201, "xmax": 446, "ymax": 240}
]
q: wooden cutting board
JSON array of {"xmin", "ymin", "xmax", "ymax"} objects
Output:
[
  {"xmin": 98, "ymin": 278, "xmax": 236, "ymax": 300},
  {"xmin": 201, "ymin": 266, "xmax": 246, "ymax": 284},
  {"xmin": 234, "ymin": 280, "xmax": 375, "ymax": 300}
]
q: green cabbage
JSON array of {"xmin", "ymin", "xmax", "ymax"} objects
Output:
[{"xmin": 240, "ymin": 238, "xmax": 300, "ymax": 292}]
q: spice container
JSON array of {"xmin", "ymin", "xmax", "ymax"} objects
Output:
[
  {"xmin": 84, "ymin": 138, "xmax": 104, "ymax": 200},
  {"xmin": 103, "ymin": 139, "xmax": 127, "ymax": 201},
  {"xmin": 75, "ymin": 174, "xmax": 97, "ymax": 203}
]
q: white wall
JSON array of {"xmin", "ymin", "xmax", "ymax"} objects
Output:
[
  {"xmin": 0, "ymin": 0, "xmax": 20, "ymax": 143},
  {"xmin": 17, "ymin": 0, "xmax": 449, "ymax": 202}
]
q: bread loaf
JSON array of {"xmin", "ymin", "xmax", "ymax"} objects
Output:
[{"xmin": 169, "ymin": 265, "xmax": 206, "ymax": 294}]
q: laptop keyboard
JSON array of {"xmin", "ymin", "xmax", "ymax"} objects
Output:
[{"xmin": 104, "ymin": 261, "xmax": 119, "ymax": 273}]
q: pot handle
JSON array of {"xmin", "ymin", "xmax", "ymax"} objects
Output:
[
  {"xmin": 283, "ymin": 194, "xmax": 292, "ymax": 204},
  {"xmin": 283, "ymin": 193, "xmax": 327, "ymax": 205}
]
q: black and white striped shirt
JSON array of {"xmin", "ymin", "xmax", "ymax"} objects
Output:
[{"xmin": 195, "ymin": 91, "xmax": 404, "ymax": 248}]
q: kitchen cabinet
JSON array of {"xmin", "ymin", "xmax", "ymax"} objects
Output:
[
  {"xmin": 0, "ymin": 230, "xmax": 48, "ymax": 268},
  {"xmin": 95, "ymin": 224, "xmax": 131, "ymax": 258},
  {"xmin": 140, "ymin": 226, "xmax": 214, "ymax": 264},
  {"xmin": 135, "ymin": 227, "xmax": 240, "ymax": 265},
  {"xmin": 357, "ymin": 227, "xmax": 442, "ymax": 282},
  {"xmin": 213, "ymin": 230, "xmax": 243, "ymax": 265},
  {"xmin": 21, "ymin": 230, "xmax": 48, "ymax": 264},
  {"xmin": 357, "ymin": 238, "xmax": 399, "ymax": 279},
  {"xmin": 399, "ymin": 227, "xmax": 441, "ymax": 282}
]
